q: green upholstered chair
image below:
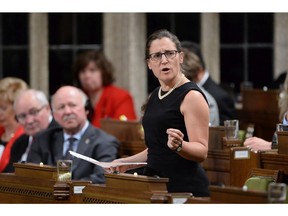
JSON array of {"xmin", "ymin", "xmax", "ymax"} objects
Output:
[
  {"xmin": 244, "ymin": 176, "xmax": 275, "ymax": 192},
  {"xmin": 243, "ymin": 168, "xmax": 282, "ymax": 192},
  {"xmin": 243, "ymin": 168, "xmax": 287, "ymax": 203}
]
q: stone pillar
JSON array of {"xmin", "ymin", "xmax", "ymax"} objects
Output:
[
  {"xmin": 274, "ymin": 13, "xmax": 288, "ymax": 79},
  {"xmin": 103, "ymin": 13, "xmax": 147, "ymax": 118},
  {"xmin": 29, "ymin": 13, "xmax": 49, "ymax": 95},
  {"xmin": 201, "ymin": 13, "xmax": 220, "ymax": 83}
]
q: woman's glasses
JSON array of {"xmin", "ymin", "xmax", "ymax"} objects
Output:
[{"xmin": 148, "ymin": 50, "xmax": 180, "ymax": 62}]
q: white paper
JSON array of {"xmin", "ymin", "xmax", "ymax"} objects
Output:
[
  {"xmin": 69, "ymin": 151, "xmax": 147, "ymax": 168},
  {"xmin": 73, "ymin": 186, "xmax": 86, "ymax": 194}
]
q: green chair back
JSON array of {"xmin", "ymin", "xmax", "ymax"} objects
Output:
[{"xmin": 244, "ymin": 176, "xmax": 274, "ymax": 192}]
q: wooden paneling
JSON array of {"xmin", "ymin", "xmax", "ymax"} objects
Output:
[
  {"xmin": 277, "ymin": 131, "xmax": 288, "ymax": 155},
  {"xmin": 237, "ymin": 89, "xmax": 280, "ymax": 140},
  {"xmin": 100, "ymin": 119, "xmax": 146, "ymax": 157}
]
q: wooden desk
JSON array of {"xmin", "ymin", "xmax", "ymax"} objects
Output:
[
  {"xmin": 277, "ymin": 131, "xmax": 288, "ymax": 155},
  {"xmin": 2, "ymin": 162, "xmax": 286, "ymax": 204},
  {"xmin": 201, "ymin": 149, "xmax": 230, "ymax": 185},
  {"xmin": 82, "ymin": 173, "xmax": 170, "ymax": 204},
  {"xmin": 202, "ymin": 147, "xmax": 259, "ymax": 187},
  {"xmin": 202, "ymin": 127, "xmax": 256, "ymax": 187},
  {"xmin": 0, "ymin": 163, "xmax": 90, "ymax": 203},
  {"xmin": 185, "ymin": 185, "xmax": 269, "ymax": 204},
  {"xmin": 0, "ymin": 163, "xmax": 175, "ymax": 204},
  {"xmin": 260, "ymin": 151, "xmax": 288, "ymax": 183},
  {"xmin": 229, "ymin": 147, "xmax": 259, "ymax": 186}
]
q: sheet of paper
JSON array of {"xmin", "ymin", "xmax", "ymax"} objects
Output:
[{"xmin": 69, "ymin": 151, "xmax": 147, "ymax": 168}]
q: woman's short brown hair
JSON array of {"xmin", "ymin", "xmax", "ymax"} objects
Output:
[{"xmin": 73, "ymin": 49, "xmax": 115, "ymax": 88}]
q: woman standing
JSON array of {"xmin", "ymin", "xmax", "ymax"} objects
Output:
[{"xmin": 109, "ymin": 29, "xmax": 210, "ymax": 197}]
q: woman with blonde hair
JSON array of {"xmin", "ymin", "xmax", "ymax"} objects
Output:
[{"xmin": 0, "ymin": 77, "xmax": 28, "ymax": 172}]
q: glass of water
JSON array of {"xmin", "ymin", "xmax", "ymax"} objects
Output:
[
  {"xmin": 224, "ymin": 120, "xmax": 239, "ymax": 140},
  {"xmin": 268, "ymin": 182, "xmax": 287, "ymax": 203}
]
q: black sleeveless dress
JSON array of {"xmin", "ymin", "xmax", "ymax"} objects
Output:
[{"xmin": 142, "ymin": 82, "xmax": 210, "ymax": 197}]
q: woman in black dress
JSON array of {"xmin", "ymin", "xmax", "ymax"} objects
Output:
[{"xmin": 109, "ymin": 29, "xmax": 210, "ymax": 197}]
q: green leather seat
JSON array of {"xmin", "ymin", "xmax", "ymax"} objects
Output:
[{"xmin": 244, "ymin": 176, "xmax": 274, "ymax": 192}]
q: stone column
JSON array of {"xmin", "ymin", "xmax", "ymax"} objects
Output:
[
  {"xmin": 29, "ymin": 13, "xmax": 49, "ymax": 95},
  {"xmin": 103, "ymin": 13, "xmax": 147, "ymax": 118},
  {"xmin": 274, "ymin": 13, "xmax": 288, "ymax": 79},
  {"xmin": 201, "ymin": 13, "xmax": 220, "ymax": 83}
]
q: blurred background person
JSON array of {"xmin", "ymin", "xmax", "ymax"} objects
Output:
[
  {"xmin": 73, "ymin": 49, "xmax": 137, "ymax": 127},
  {"xmin": 27, "ymin": 86, "xmax": 120, "ymax": 184},
  {"xmin": 243, "ymin": 72, "xmax": 288, "ymax": 151},
  {"xmin": 181, "ymin": 41, "xmax": 236, "ymax": 125},
  {"xmin": 4, "ymin": 89, "xmax": 60, "ymax": 172},
  {"xmin": 182, "ymin": 47, "xmax": 220, "ymax": 126},
  {"xmin": 0, "ymin": 77, "xmax": 29, "ymax": 172}
]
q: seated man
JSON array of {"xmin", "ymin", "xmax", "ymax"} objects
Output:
[
  {"xmin": 27, "ymin": 86, "xmax": 120, "ymax": 184},
  {"xmin": 6, "ymin": 89, "xmax": 59, "ymax": 172}
]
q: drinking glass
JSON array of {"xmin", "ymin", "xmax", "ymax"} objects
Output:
[
  {"xmin": 57, "ymin": 160, "xmax": 72, "ymax": 181},
  {"xmin": 268, "ymin": 182, "xmax": 287, "ymax": 203},
  {"xmin": 224, "ymin": 120, "xmax": 239, "ymax": 140}
]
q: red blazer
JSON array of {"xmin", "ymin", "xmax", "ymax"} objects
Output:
[
  {"xmin": 0, "ymin": 126, "xmax": 25, "ymax": 172},
  {"xmin": 91, "ymin": 85, "xmax": 137, "ymax": 127}
]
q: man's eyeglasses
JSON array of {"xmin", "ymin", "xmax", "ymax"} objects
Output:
[
  {"xmin": 16, "ymin": 105, "xmax": 46, "ymax": 123},
  {"xmin": 148, "ymin": 50, "xmax": 180, "ymax": 62}
]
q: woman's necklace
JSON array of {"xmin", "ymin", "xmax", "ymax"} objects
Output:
[{"xmin": 158, "ymin": 73, "xmax": 184, "ymax": 100}]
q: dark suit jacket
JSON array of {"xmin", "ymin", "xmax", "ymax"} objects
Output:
[
  {"xmin": 4, "ymin": 119, "xmax": 60, "ymax": 172},
  {"xmin": 27, "ymin": 123, "xmax": 120, "ymax": 184},
  {"xmin": 203, "ymin": 76, "xmax": 236, "ymax": 125}
]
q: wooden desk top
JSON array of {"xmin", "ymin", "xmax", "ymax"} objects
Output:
[
  {"xmin": 186, "ymin": 185, "xmax": 268, "ymax": 204},
  {"xmin": 0, "ymin": 163, "xmax": 170, "ymax": 204}
]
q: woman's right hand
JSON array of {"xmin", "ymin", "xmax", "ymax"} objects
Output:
[
  {"xmin": 104, "ymin": 158, "xmax": 135, "ymax": 174},
  {"xmin": 105, "ymin": 149, "xmax": 148, "ymax": 174}
]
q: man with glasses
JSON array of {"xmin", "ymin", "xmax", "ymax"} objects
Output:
[{"xmin": 5, "ymin": 89, "xmax": 59, "ymax": 172}]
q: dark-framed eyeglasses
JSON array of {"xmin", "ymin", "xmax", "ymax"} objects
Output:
[
  {"xmin": 16, "ymin": 105, "xmax": 47, "ymax": 123},
  {"xmin": 148, "ymin": 50, "xmax": 180, "ymax": 62}
]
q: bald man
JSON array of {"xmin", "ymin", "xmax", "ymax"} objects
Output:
[{"xmin": 27, "ymin": 86, "xmax": 120, "ymax": 184}]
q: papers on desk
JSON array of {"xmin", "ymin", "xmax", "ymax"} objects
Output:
[{"xmin": 69, "ymin": 151, "xmax": 147, "ymax": 168}]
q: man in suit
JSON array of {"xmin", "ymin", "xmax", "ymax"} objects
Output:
[
  {"xmin": 27, "ymin": 86, "xmax": 120, "ymax": 184},
  {"xmin": 4, "ymin": 89, "xmax": 59, "ymax": 172},
  {"xmin": 181, "ymin": 41, "xmax": 236, "ymax": 125}
]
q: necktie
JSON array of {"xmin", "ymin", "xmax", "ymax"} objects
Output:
[{"xmin": 64, "ymin": 137, "xmax": 76, "ymax": 159}]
